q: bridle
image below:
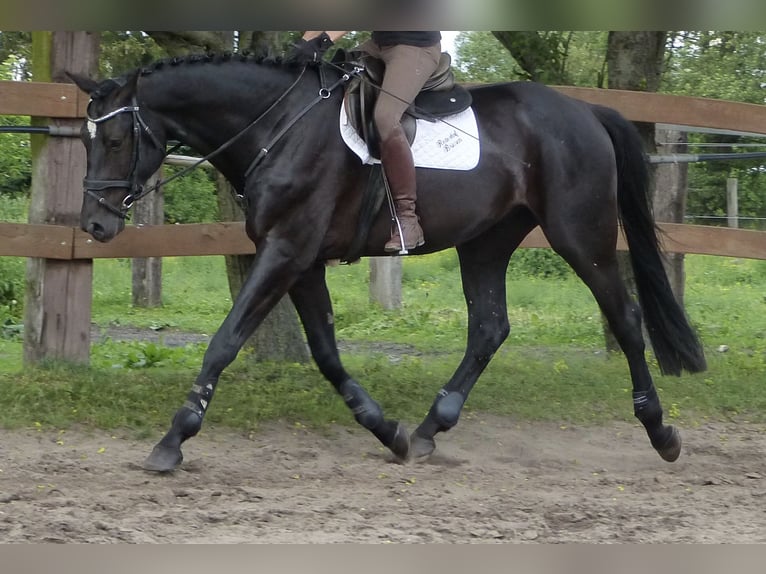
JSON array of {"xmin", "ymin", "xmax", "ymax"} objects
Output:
[{"xmin": 84, "ymin": 97, "xmax": 169, "ymax": 219}]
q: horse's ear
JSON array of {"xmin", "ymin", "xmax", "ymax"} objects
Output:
[
  {"xmin": 67, "ymin": 72, "xmax": 99, "ymax": 95},
  {"xmin": 113, "ymin": 70, "xmax": 140, "ymax": 100},
  {"xmin": 125, "ymin": 70, "xmax": 140, "ymax": 90}
]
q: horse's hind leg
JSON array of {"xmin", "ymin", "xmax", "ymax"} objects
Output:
[
  {"xmin": 289, "ymin": 262, "xmax": 410, "ymax": 460},
  {"xmin": 411, "ymin": 220, "xmax": 529, "ymax": 459},
  {"xmin": 545, "ymin": 227, "xmax": 681, "ymax": 462}
]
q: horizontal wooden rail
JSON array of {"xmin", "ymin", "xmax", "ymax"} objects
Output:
[
  {"xmin": 1, "ymin": 222, "xmax": 764, "ymax": 261},
  {"xmin": 519, "ymin": 224, "xmax": 766, "ymax": 260},
  {"xmin": 74, "ymin": 222, "xmax": 254, "ymax": 258},
  {"xmin": 552, "ymin": 87, "xmax": 766, "ymax": 135},
  {"xmin": 0, "ymin": 222, "xmax": 74, "ymax": 258},
  {"xmin": 2, "ymin": 80, "xmax": 766, "ymax": 136},
  {"xmin": 0, "ymin": 80, "xmax": 88, "ymax": 118}
]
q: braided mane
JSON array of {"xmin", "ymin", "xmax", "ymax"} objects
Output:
[
  {"xmin": 91, "ymin": 51, "xmax": 292, "ymax": 101},
  {"xmin": 139, "ymin": 51, "xmax": 287, "ymax": 77}
]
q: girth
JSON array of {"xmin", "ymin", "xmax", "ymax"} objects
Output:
[{"xmin": 343, "ymin": 51, "xmax": 472, "ymax": 158}]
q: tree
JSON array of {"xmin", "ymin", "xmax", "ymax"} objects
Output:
[
  {"xmin": 454, "ymin": 31, "xmax": 608, "ymax": 87},
  {"xmin": 453, "ymin": 32, "xmax": 522, "ymax": 83},
  {"xmin": 492, "ymin": 31, "xmax": 573, "ymax": 84}
]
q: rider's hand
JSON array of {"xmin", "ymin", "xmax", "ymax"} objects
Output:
[{"xmin": 286, "ymin": 32, "xmax": 334, "ymax": 64}]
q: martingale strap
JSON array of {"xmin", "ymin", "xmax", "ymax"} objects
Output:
[{"xmin": 243, "ymin": 69, "xmax": 353, "ymax": 181}]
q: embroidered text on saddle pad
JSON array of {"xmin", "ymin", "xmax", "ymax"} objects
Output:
[{"xmin": 339, "ymin": 106, "xmax": 480, "ymax": 171}]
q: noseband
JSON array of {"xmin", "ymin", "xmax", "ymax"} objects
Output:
[{"xmin": 84, "ymin": 97, "xmax": 167, "ymax": 219}]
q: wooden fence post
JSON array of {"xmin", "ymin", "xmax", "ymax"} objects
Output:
[
  {"xmin": 369, "ymin": 257, "xmax": 402, "ymax": 310},
  {"xmin": 131, "ymin": 171, "xmax": 163, "ymax": 307},
  {"xmin": 653, "ymin": 127, "xmax": 688, "ymax": 305},
  {"xmin": 23, "ymin": 31, "xmax": 99, "ymax": 365}
]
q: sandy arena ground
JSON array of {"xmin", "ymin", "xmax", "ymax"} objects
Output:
[{"xmin": 2, "ymin": 414, "xmax": 765, "ymax": 543}]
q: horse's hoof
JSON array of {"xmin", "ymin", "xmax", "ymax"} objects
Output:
[
  {"xmin": 389, "ymin": 422, "xmax": 411, "ymax": 462},
  {"xmin": 143, "ymin": 444, "xmax": 183, "ymax": 472},
  {"xmin": 656, "ymin": 426, "xmax": 682, "ymax": 462},
  {"xmin": 410, "ymin": 431, "xmax": 436, "ymax": 461}
]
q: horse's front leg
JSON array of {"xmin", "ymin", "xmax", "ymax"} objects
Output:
[
  {"xmin": 143, "ymin": 239, "xmax": 303, "ymax": 472},
  {"xmin": 288, "ymin": 262, "xmax": 410, "ymax": 460}
]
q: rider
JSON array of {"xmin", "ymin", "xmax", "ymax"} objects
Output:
[{"xmin": 290, "ymin": 31, "xmax": 442, "ymax": 252}]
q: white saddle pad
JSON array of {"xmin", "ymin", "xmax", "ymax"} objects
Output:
[{"xmin": 339, "ymin": 105, "xmax": 480, "ymax": 171}]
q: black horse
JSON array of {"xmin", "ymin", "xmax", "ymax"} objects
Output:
[{"xmin": 69, "ymin": 53, "xmax": 706, "ymax": 472}]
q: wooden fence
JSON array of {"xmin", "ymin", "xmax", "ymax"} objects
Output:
[
  {"xmin": 2, "ymin": 221, "xmax": 765, "ymax": 261},
  {"xmin": 2, "ymin": 80, "xmax": 765, "ymax": 262},
  {"xmin": 2, "ymin": 78, "xmax": 766, "ymax": 364}
]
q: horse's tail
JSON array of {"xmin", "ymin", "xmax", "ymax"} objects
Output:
[{"xmin": 591, "ymin": 104, "xmax": 707, "ymax": 376}]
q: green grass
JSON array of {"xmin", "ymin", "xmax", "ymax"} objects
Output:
[
  {"xmin": 91, "ymin": 256, "xmax": 232, "ymax": 334},
  {"xmin": 1, "ymin": 252, "xmax": 764, "ymax": 436}
]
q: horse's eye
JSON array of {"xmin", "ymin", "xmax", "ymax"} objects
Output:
[{"xmin": 108, "ymin": 138, "xmax": 123, "ymax": 150}]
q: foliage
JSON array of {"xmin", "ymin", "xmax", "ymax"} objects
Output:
[
  {"xmin": 160, "ymin": 167, "xmax": 219, "ymax": 224},
  {"xmin": 492, "ymin": 31, "xmax": 573, "ymax": 84},
  {"xmin": 508, "ymin": 249, "xmax": 574, "ymax": 279},
  {"xmin": 663, "ymin": 32, "xmax": 766, "ymax": 103},
  {"xmin": 563, "ymin": 31, "xmax": 609, "ymax": 87},
  {"xmin": 98, "ymin": 31, "xmax": 166, "ymax": 78},
  {"xmin": 0, "ymin": 195, "xmax": 28, "ymax": 327},
  {"xmin": 0, "ymin": 32, "xmax": 31, "ymax": 79},
  {"xmin": 95, "ymin": 339, "xmax": 207, "ymax": 370},
  {"xmin": 0, "ymin": 256, "xmax": 24, "ymax": 324},
  {"xmin": 453, "ymin": 32, "xmax": 522, "ymax": 83},
  {"xmin": 662, "ymin": 31, "xmax": 766, "ymax": 227},
  {"xmin": 0, "ymin": 54, "xmax": 32, "ymax": 195},
  {"xmin": 454, "ymin": 31, "xmax": 607, "ymax": 87}
]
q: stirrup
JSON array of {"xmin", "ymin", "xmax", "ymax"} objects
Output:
[
  {"xmin": 385, "ymin": 214, "xmax": 424, "ymax": 255},
  {"xmin": 390, "ymin": 214, "xmax": 408, "ymax": 255}
]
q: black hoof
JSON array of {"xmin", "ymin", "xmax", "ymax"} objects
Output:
[
  {"xmin": 410, "ymin": 431, "xmax": 436, "ymax": 461},
  {"xmin": 389, "ymin": 422, "xmax": 411, "ymax": 462},
  {"xmin": 143, "ymin": 444, "xmax": 183, "ymax": 472},
  {"xmin": 655, "ymin": 425, "xmax": 682, "ymax": 462}
]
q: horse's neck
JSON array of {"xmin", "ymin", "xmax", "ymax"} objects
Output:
[
  {"xmin": 140, "ymin": 62, "xmax": 306, "ymax": 188},
  {"xmin": 142, "ymin": 63, "xmax": 301, "ymax": 148}
]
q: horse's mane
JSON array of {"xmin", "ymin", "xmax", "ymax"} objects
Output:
[
  {"xmin": 92, "ymin": 51, "xmax": 296, "ymax": 99},
  {"xmin": 139, "ymin": 51, "xmax": 289, "ymax": 76}
]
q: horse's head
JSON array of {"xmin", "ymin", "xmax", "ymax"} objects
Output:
[{"xmin": 69, "ymin": 71, "xmax": 168, "ymax": 242}]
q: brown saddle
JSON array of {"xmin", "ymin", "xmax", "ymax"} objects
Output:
[{"xmin": 343, "ymin": 51, "xmax": 472, "ymax": 158}]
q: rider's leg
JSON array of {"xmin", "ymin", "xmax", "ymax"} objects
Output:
[{"xmin": 373, "ymin": 43, "xmax": 441, "ymax": 252}]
